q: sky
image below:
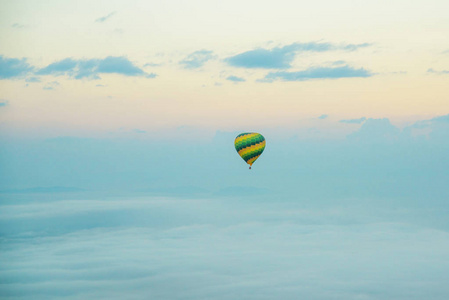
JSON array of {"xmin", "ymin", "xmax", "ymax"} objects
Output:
[
  {"xmin": 1, "ymin": 0, "xmax": 449, "ymax": 139},
  {"xmin": 0, "ymin": 0, "xmax": 448, "ymax": 193},
  {"xmin": 1, "ymin": 1, "xmax": 449, "ymax": 299}
]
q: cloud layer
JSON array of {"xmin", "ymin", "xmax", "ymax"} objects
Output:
[
  {"xmin": 226, "ymin": 75, "xmax": 245, "ymax": 82},
  {"xmin": 340, "ymin": 117, "xmax": 367, "ymax": 124},
  {"xmin": 1, "ymin": 114, "xmax": 448, "ymax": 201},
  {"xmin": 1, "ymin": 114, "xmax": 449, "ymax": 299},
  {"xmin": 1, "ymin": 195, "xmax": 449, "ymax": 300},
  {"xmin": 225, "ymin": 42, "xmax": 371, "ymax": 69},
  {"xmin": 0, "ymin": 55, "xmax": 33, "ymax": 79},
  {"xmin": 261, "ymin": 65, "xmax": 372, "ymax": 82},
  {"xmin": 428, "ymin": 68, "xmax": 449, "ymax": 75},
  {"xmin": 95, "ymin": 11, "xmax": 116, "ymax": 23},
  {"xmin": 36, "ymin": 56, "xmax": 155, "ymax": 79},
  {"xmin": 180, "ymin": 50, "xmax": 215, "ymax": 69},
  {"xmin": 1, "ymin": 41, "xmax": 375, "ymax": 84},
  {"xmin": 318, "ymin": 114, "xmax": 328, "ymax": 120}
]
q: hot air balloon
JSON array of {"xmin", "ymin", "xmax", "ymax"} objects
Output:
[{"xmin": 234, "ymin": 133, "xmax": 266, "ymax": 169}]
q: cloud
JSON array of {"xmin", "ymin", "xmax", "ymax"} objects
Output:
[
  {"xmin": 261, "ymin": 65, "xmax": 372, "ymax": 82},
  {"xmin": 341, "ymin": 42, "xmax": 371, "ymax": 51},
  {"xmin": 145, "ymin": 73, "xmax": 157, "ymax": 78},
  {"xmin": 97, "ymin": 56, "xmax": 147, "ymax": 76},
  {"xmin": 143, "ymin": 62, "xmax": 162, "ymax": 67},
  {"xmin": 0, "ymin": 100, "xmax": 9, "ymax": 107},
  {"xmin": 43, "ymin": 81, "xmax": 60, "ymax": 90},
  {"xmin": 403, "ymin": 113, "xmax": 449, "ymax": 140},
  {"xmin": 348, "ymin": 118, "xmax": 400, "ymax": 141},
  {"xmin": 225, "ymin": 42, "xmax": 371, "ymax": 69},
  {"xmin": 431, "ymin": 114, "xmax": 449, "ymax": 123},
  {"xmin": 226, "ymin": 75, "xmax": 245, "ymax": 82},
  {"xmin": 339, "ymin": 117, "xmax": 366, "ymax": 124},
  {"xmin": 36, "ymin": 58, "xmax": 78, "ymax": 76},
  {"xmin": 95, "ymin": 11, "xmax": 116, "ymax": 23},
  {"xmin": 36, "ymin": 57, "xmax": 155, "ymax": 80},
  {"xmin": 25, "ymin": 76, "xmax": 41, "ymax": 83},
  {"xmin": 428, "ymin": 68, "xmax": 449, "ymax": 75},
  {"xmin": 317, "ymin": 114, "xmax": 328, "ymax": 120},
  {"xmin": 1, "ymin": 196, "xmax": 449, "ymax": 300},
  {"xmin": 225, "ymin": 47, "xmax": 296, "ymax": 69},
  {"xmin": 180, "ymin": 50, "xmax": 215, "ymax": 69},
  {"xmin": 387, "ymin": 71, "xmax": 407, "ymax": 75},
  {"xmin": 2, "ymin": 125, "xmax": 449, "ymax": 204},
  {"xmin": 0, "ymin": 55, "xmax": 34, "ymax": 79},
  {"xmin": 406, "ymin": 113, "xmax": 449, "ymax": 129}
]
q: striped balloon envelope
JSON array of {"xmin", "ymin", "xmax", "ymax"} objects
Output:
[{"xmin": 234, "ymin": 132, "xmax": 266, "ymax": 169}]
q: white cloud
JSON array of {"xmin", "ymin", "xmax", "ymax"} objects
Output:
[{"xmin": 1, "ymin": 196, "xmax": 449, "ymax": 299}]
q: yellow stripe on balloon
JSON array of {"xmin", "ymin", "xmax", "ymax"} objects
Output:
[
  {"xmin": 238, "ymin": 141, "xmax": 266, "ymax": 157},
  {"xmin": 247, "ymin": 154, "xmax": 261, "ymax": 166}
]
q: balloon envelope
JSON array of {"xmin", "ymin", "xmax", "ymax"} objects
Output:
[{"xmin": 234, "ymin": 133, "xmax": 266, "ymax": 168}]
